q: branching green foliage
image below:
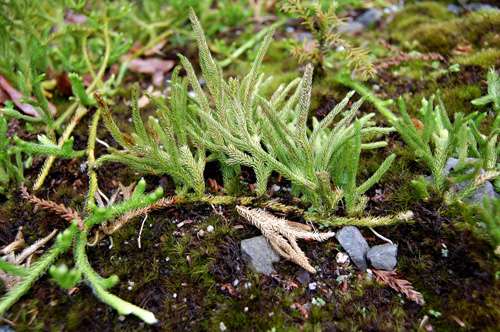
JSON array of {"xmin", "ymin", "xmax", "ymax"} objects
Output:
[
  {"xmin": 477, "ymin": 196, "xmax": 500, "ymax": 254},
  {"xmin": 95, "ymin": 81, "xmax": 206, "ymax": 197},
  {"xmin": 14, "ymin": 135, "xmax": 85, "ymax": 159},
  {"xmin": 391, "ymin": 92, "xmax": 500, "ymax": 203},
  {"xmin": 0, "ymin": 116, "xmax": 25, "ymax": 196},
  {"xmin": 281, "ymin": 0, "xmax": 375, "ymax": 77},
  {"xmin": 472, "ymin": 68, "xmax": 500, "ymax": 114},
  {"xmin": 0, "ymin": 179, "xmax": 163, "ymax": 324},
  {"xmin": 96, "ymin": 8, "xmax": 393, "ymax": 215},
  {"xmin": 183, "ymin": 10, "xmax": 393, "ymax": 214}
]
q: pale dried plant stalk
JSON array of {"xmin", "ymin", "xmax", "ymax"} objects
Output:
[
  {"xmin": 1, "ymin": 229, "xmax": 58, "ymax": 290},
  {"xmin": 236, "ymin": 205, "xmax": 335, "ymax": 273}
]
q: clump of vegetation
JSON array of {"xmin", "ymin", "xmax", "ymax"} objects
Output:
[
  {"xmin": 99, "ymin": 9, "xmax": 394, "ymax": 216},
  {"xmin": 281, "ymin": 0, "xmax": 375, "ymax": 77},
  {"xmin": 1, "ymin": 1, "xmax": 500, "ymax": 330}
]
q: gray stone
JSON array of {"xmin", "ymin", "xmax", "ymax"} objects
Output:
[
  {"xmin": 367, "ymin": 244, "xmax": 398, "ymax": 270},
  {"xmin": 241, "ymin": 236, "xmax": 280, "ymax": 275},
  {"xmin": 296, "ymin": 270, "xmax": 311, "ymax": 285},
  {"xmin": 298, "ymin": 32, "xmax": 314, "ymax": 43},
  {"xmin": 447, "ymin": 4, "xmax": 464, "ymax": 14},
  {"xmin": 468, "ymin": 3, "xmax": 498, "ymax": 12},
  {"xmin": 426, "ymin": 158, "xmax": 499, "ymax": 204},
  {"xmin": 337, "ymin": 21, "xmax": 365, "ymax": 35},
  {"xmin": 335, "ymin": 226, "xmax": 369, "ymax": 269},
  {"xmin": 356, "ymin": 8, "xmax": 382, "ymax": 27},
  {"xmin": 0, "ymin": 326, "xmax": 15, "ymax": 332}
]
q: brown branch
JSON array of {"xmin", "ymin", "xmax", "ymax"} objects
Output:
[
  {"xmin": 102, "ymin": 196, "xmax": 179, "ymax": 235},
  {"xmin": 372, "ymin": 269, "xmax": 425, "ymax": 305},
  {"xmin": 20, "ymin": 184, "xmax": 83, "ymax": 228},
  {"xmin": 375, "ymin": 39, "xmax": 445, "ymax": 71}
]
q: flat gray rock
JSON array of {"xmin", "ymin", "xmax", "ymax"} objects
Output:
[
  {"xmin": 241, "ymin": 236, "xmax": 281, "ymax": 275},
  {"xmin": 468, "ymin": 3, "xmax": 498, "ymax": 12},
  {"xmin": 367, "ymin": 244, "xmax": 398, "ymax": 271},
  {"xmin": 356, "ymin": 8, "xmax": 382, "ymax": 27},
  {"xmin": 337, "ymin": 21, "xmax": 365, "ymax": 35},
  {"xmin": 447, "ymin": 4, "xmax": 464, "ymax": 14},
  {"xmin": 335, "ymin": 226, "xmax": 369, "ymax": 269}
]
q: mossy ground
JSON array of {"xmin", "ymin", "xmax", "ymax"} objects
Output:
[{"xmin": 1, "ymin": 1, "xmax": 500, "ymax": 331}]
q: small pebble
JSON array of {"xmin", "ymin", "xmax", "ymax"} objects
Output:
[
  {"xmin": 372, "ymin": 84, "xmax": 380, "ymax": 91},
  {"xmin": 207, "ymin": 225, "xmax": 214, "ymax": 232},
  {"xmin": 336, "ymin": 252, "xmax": 350, "ymax": 264},
  {"xmin": 219, "ymin": 322, "xmax": 227, "ymax": 331},
  {"xmin": 244, "ymin": 307, "xmax": 249, "ymax": 313},
  {"xmin": 273, "ymin": 184, "xmax": 280, "ymax": 191},
  {"xmin": 308, "ymin": 282, "xmax": 317, "ymax": 291},
  {"xmin": 286, "ymin": 26, "xmax": 295, "ymax": 33}
]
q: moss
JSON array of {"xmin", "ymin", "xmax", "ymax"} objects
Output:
[
  {"xmin": 452, "ymin": 48, "xmax": 500, "ymax": 69},
  {"xmin": 460, "ymin": 10, "xmax": 500, "ymax": 47},
  {"xmin": 388, "ymin": 2, "xmax": 453, "ymax": 36},
  {"xmin": 407, "ymin": 23, "xmax": 458, "ymax": 56}
]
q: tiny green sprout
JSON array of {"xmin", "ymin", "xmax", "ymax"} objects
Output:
[
  {"xmin": 429, "ymin": 310, "xmax": 442, "ymax": 318},
  {"xmin": 56, "ymin": 228, "xmax": 75, "ymax": 248},
  {"xmin": 49, "ymin": 264, "xmax": 82, "ymax": 289},
  {"xmin": 101, "ymin": 275, "xmax": 120, "ymax": 289},
  {"xmin": 133, "ymin": 178, "xmax": 147, "ymax": 198},
  {"xmin": 448, "ymin": 64, "xmax": 460, "ymax": 73}
]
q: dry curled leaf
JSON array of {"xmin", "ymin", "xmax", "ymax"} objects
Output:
[
  {"xmin": 0, "ymin": 74, "xmax": 57, "ymax": 117},
  {"xmin": 372, "ymin": 269, "xmax": 425, "ymax": 305},
  {"xmin": 127, "ymin": 58, "xmax": 175, "ymax": 74}
]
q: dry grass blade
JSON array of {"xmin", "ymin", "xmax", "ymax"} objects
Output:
[
  {"xmin": 20, "ymin": 184, "xmax": 83, "ymax": 227},
  {"xmin": 237, "ymin": 205, "xmax": 335, "ymax": 273},
  {"xmin": 372, "ymin": 269, "xmax": 425, "ymax": 305}
]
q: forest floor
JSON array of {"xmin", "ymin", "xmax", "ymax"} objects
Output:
[{"xmin": 1, "ymin": 1, "xmax": 500, "ymax": 331}]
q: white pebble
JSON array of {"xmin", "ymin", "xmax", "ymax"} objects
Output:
[
  {"xmin": 336, "ymin": 252, "xmax": 350, "ymax": 264},
  {"xmin": 219, "ymin": 322, "xmax": 227, "ymax": 331},
  {"xmin": 207, "ymin": 225, "xmax": 214, "ymax": 232},
  {"xmin": 308, "ymin": 282, "xmax": 317, "ymax": 291}
]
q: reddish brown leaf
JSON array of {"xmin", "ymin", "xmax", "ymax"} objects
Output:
[
  {"xmin": 0, "ymin": 86, "xmax": 9, "ymax": 104},
  {"xmin": 0, "ymin": 74, "xmax": 57, "ymax": 117},
  {"xmin": 127, "ymin": 58, "xmax": 175, "ymax": 74},
  {"xmin": 455, "ymin": 44, "xmax": 473, "ymax": 53},
  {"xmin": 295, "ymin": 302, "xmax": 309, "ymax": 320},
  {"xmin": 56, "ymin": 71, "xmax": 73, "ymax": 97},
  {"xmin": 221, "ymin": 283, "xmax": 241, "ymax": 298}
]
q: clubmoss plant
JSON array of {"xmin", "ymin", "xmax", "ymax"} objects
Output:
[
  {"xmin": 391, "ymin": 91, "xmax": 500, "ymax": 204},
  {"xmin": 281, "ymin": 0, "xmax": 375, "ymax": 77},
  {"xmin": 477, "ymin": 196, "xmax": 500, "ymax": 254},
  {"xmin": 0, "ymin": 180, "xmax": 164, "ymax": 324},
  {"xmin": 97, "ymin": 9, "xmax": 394, "ymax": 216}
]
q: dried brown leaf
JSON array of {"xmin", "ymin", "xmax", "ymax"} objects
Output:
[{"xmin": 0, "ymin": 74, "xmax": 57, "ymax": 117}]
